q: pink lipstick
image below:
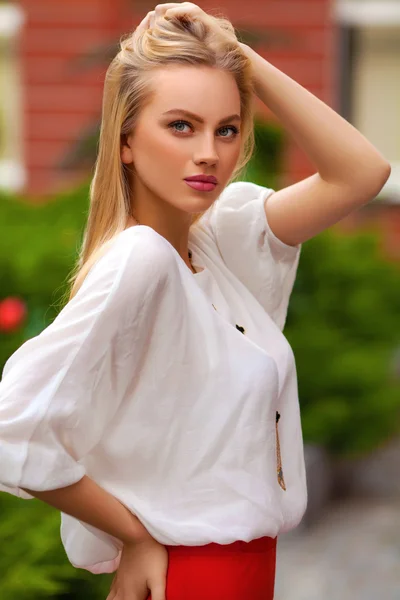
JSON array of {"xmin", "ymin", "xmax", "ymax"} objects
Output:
[
  {"xmin": 185, "ymin": 181, "xmax": 216, "ymax": 192},
  {"xmin": 184, "ymin": 174, "xmax": 218, "ymax": 192}
]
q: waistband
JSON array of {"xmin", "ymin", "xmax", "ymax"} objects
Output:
[{"xmin": 165, "ymin": 535, "xmax": 277, "ymax": 556}]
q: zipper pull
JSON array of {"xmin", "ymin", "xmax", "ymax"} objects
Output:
[{"xmin": 276, "ymin": 411, "xmax": 286, "ymax": 491}]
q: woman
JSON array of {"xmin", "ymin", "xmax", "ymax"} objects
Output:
[{"xmin": 0, "ymin": 3, "xmax": 391, "ymax": 599}]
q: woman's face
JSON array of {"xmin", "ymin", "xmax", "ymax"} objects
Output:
[{"xmin": 122, "ymin": 65, "xmax": 242, "ymax": 218}]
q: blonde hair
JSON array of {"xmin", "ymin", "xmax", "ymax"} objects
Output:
[{"xmin": 65, "ymin": 13, "xmax": 255, "ymax": 302}]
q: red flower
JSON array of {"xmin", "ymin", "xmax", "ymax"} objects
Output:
[{"xmin": 0, "ymin": 297, "xmax": 27, "ymax": 333}]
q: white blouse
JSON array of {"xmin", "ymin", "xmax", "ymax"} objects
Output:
[{"xmin": 0, "ymin": 181, "xmax": 307, "ymax": 574}]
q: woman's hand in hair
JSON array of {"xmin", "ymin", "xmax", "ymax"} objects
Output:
[{"xmin": 135, "ymin": 2, "xmax": 238, "ymax": 46}]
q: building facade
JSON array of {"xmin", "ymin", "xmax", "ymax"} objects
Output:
[{"xmin": 0, "ymin": 0, "xmax": 399, "ymax": 256}]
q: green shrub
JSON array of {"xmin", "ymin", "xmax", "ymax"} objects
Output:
[
  {"xmin": 0, "ymin": 494, "xmax": 112, "ymax": 600},
  {"xmin": 0, "ymin": 183, "xmax": 89, "ymax": 365},
  {"xmin": 284, "ymin": 227, "xmax": 400, "ymax": 457},
  {"xmin": 0, "ymin": 185, "xmax": 113, "ymax": 598}
]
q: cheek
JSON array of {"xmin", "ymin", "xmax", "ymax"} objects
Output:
[
  {"xmin": 133, "ymin": 131, "xmax": 186, "ymax": 171},
  {"xmin": 159, "ymin": 135, "xmax": 189, "ymax": 162},
  {"xmin": 221, "ymin": 142, "xmax": 241, "ymax": 171}
]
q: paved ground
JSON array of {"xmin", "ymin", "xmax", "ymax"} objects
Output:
[{"xmin": 275, "ymin": 497, "xmax": 400, "ymax": 600}]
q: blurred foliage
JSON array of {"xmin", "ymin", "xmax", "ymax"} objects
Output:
[
  {"xmin": 0, "ymin": 494, "xmax": 112, "ymax": 600},
  {"xmin": 0, "ymin": 118, "xmax": 399, "ymax": 599},
  {"xmin": 284, "ymin": 228, "xmax": 400, "ymax": 457},
  {"xmin": 0, "ymin": 184, "xmax": 88, "ymax": 369},
  {"xmin": 0, "ymin": 185, "xmax": 112, "ymax": 594},
  {"xmin": 240, "ymin": 117, "xmax": 284, "ymax": 190}
]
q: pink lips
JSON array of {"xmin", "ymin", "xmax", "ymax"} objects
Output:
[
  {"xmin": 185, "ymin": 181, "xmax": 217, "ymax": 192},
  {"xmin": 184, "ymin": 175, "xmax": 218, "ymax": 192}
]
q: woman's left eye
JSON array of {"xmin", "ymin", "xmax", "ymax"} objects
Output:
[
  {"xmin": 218, "ymin": 125, "xmax": 240, "ymax": 137},
  {"xmin": 168, "ymin": 121, "xmax": 239, "ymax": 137}
]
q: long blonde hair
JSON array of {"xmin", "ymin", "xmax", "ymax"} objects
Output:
[{"xmin": 65, "ymin": 13, "xmax": 255, "ymax": 301}]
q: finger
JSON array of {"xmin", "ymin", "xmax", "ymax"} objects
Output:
[
  {"xmin": 164, "ymin": 5, "xmax": 203, "ymax": 20},
  {"xmin": 149, "ymin": 581, "xmax": 167, "ymax": 600},
  {"xmin": 154, "ymin": 3, "xmax": 184, "ymax": 9},
  {"xmin": 153, "ymin": 3, "xmax": 182, "ymax": 25},
  {"xmin": 134, "ymin": 12, "xmax": 152, "ymax": 35},
  {"xmin": 148, "ymin": 10, "xmax": 156, "ymax": 28},
  {"xmin": 164, "ymin": 2, "xmax": 200, "ymax": 11}
]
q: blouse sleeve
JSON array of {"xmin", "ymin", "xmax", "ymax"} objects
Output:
[
  {"xmin": 0, "ymin": 227, "xmax": 169, "ymax": 499},
  {"xmin": 201, "ymin": 180, "xmax": 301, "ymax": 330}
]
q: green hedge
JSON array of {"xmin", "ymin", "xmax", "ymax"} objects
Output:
[
  {"xmin": 0, "ymin": 494, "xmax": 112, "ymax": 600},
  {"xmin": 0, "ymin": 185, "xmax": 113, "ymax": 598},
  {"xmin": 284, "ymin": 226, "xmax": 400, "ymax": 457}
]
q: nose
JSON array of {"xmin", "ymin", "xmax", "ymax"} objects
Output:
[{"xmin": 193, "ymin": 133, "xmax": 219, "ymax": 167}]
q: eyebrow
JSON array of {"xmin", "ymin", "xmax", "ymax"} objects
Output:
[{"xmin": 161, "ymin": 109, "xmax": 241, "ymax": 125}]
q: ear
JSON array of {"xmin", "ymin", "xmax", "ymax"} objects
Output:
[{"xmin": 121, "ymin": 134, "xmax": 134, "ymax": 165}]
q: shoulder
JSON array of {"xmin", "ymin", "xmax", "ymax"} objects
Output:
[
  {"xmin": 190, "ymin": 181, "xmax": 300, "ymax": 330},
  {"xmin": 212, "ymin": 181, "xmax": 275, "ymax": 219},
  {"xmin": 113, "ymin": 224, "xmax": 175, "ymax": 262},
  {"xmin": 79, "ymin": 225, "xmax": 180, "ymax": 318},
  {"xmin": 217, "ymin": 180, "xmax": 273, "ymax": 207},
  {"xmin": 91, "ymin": 225, "xmax": 178, "ymax": 283},
  {"xmin": 194, "ymin": 180, "xmax": 274, "ymax": 235},
  {"xmin": 192, "ymin": 180, "xmax": 275, "ymax": 246}
]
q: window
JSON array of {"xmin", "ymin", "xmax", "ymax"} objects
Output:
[
  {"xmin": 0, "ymin": 2, "xmax": 25, "ymax": 192},
  {"xmin": 336, "ymin": 1, "xmax": 400, "ymax": 203},
  {"xmin": 352, "ymin": 26, "xmax": 400, "ymax": 202}
]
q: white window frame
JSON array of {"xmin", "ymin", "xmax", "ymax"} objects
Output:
[
  {"xmin": 0, "ymin": 3, "xmax": 25, "ymax": 193},
  {"xmin": 334, "ymin": 1, "xmax": 400, "ymax": 26},
  {"xmin": 334, "ymin": 1, "xmax": 400, "ymax": 204}
]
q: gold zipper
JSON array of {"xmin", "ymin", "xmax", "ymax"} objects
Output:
[{"xmin": 276, "ymin": 411, "xmax": 286, "ymax": 491}]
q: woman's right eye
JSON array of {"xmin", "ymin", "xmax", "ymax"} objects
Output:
[{"xmin": 168, "ymin": 120, "xmax": 192, "ymax": 134}]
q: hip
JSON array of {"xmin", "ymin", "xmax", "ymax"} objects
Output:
[{"xmin": 148, "ymin": 535, "xmax": 277, "ymax": 600}]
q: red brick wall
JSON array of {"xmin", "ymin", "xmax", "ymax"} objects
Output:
[
  {"xmin": 19, "ymin": 0, "xmax": 127, "ymax": 198},
  {"xmin": 20, "ymin": 0, "xmax": 335, "ymax": 197}
]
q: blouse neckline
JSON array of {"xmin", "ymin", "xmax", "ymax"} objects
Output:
[{"xmin": 187, "ymin": 244, "xmax": 207, "ymax": 277}]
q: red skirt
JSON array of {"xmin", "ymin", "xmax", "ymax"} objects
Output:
[{"xmin": 149, "ymin": 535, "xmax": 277, "ymax": 600}]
